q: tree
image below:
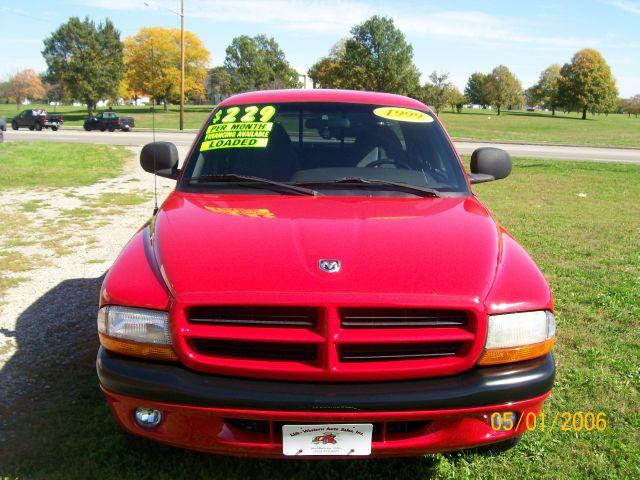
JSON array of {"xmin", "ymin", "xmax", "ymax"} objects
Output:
[
  {"xmin": 41, "ymin": 77, "xmax": 67, "ymax": 106},
  {"xmin": 308, "ymin": 40, "xmax": 346, "ymax": 88},
  {"xmin": 116, "ymin": 78, "xmax": 136, "ymax": 104},
  {"xmin": 42, "ymin": 17, "xmax": 123, "ymax": 115},
  {"xmin": 485, "ymin": 65, "xmax": 522, "ymax": 115},
  {"xmin": 558, "ymin": 49, "xmax": 618, "ymax": 120},
  {"xmin": 446, "ymin": 87, "xmax": 467, "ymax": 113},
  {"xmin": 524, "ymin": 86, "xmax": 539, "ymax": 109},
  {"xmin": 531, "ymin": 64, "xmax": 562, "ymax": 115},
  {"xmin": 464, "ymin": 72, "xmax": 490, "ymax": 108},
  {"xmin": 223, "ymin": 35, "xmax": 299, "ymax": 92},
  {"xmin": 207, "ymin": 66, "xmax": 233, "ymax": 102},
  {"xmin": 123, "ymin": 27, "xmax": 210, "ymax": 111},
  {"xmin": 0, "ymin": 81, "xmax": 9, "ymax": 103},
  {"xmin": 337, "ymin": 16, "xmax": 420, "ymax": 95},
  {"xmin": 418, "ymin": 71, "xmax": 452, "ymax": 116},
  {"xmin": 623, "ymin": 95, "xmax": 640, "ymax": 118},
  {"xmin": 6, "ymin": 69, "xmax": 45, "ymax": 109}
]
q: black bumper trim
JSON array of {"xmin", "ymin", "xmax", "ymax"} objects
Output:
[{"xmin": 97, "ymin": 347, "xmax": 554, "ymax": 411}]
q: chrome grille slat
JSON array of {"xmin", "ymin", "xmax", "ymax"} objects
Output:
[
  {"xmin": 340, "ymin": 308, "xmax": 467, "ymax": 328},
  {"xmin": 191, "ymin": 339, "xmax": 318, "ymax": 362},
  {"xmin": 189, "ymin": 306, "xmax": 318, "ymax": 328},
  {"xmin": 339, "ymin": 342, "xmax": 462, "ymax": 362}
]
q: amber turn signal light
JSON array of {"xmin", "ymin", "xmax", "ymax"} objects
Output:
[
  {"xmin": 98, "ymin": 333, "xmax": 178, "ymax": 361},
  {"xmin": 478, "ymin": 338, "xmax": 554, "ymax": 365}
]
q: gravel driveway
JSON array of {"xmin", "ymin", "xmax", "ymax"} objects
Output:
[{"xmin": 0, "ymin": 148, "xmax": 182, "ymax": 428}]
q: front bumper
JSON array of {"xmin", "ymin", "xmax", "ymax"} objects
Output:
[{"xmin": 97, "ymin": 348, "xmax": 554, "ymax": 457}]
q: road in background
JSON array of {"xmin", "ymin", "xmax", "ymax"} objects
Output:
[{"xmin": 4, "ymin": 129, "xmax": 640, "ymax": 164}]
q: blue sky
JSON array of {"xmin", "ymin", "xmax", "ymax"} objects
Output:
[{"xmin": 1, "ymin": 0, "xmax": 639, "ymax": 96}]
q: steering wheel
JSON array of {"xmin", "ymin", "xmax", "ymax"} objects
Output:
[{"xmin": 364, "ymin": 158, "xmax": 411, "ymax": 170}]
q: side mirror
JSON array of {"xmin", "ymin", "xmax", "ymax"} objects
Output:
[
  {"xmin": 140, "ymin": 141, "xmax": 180, "ymax": 179},
  {"xmin": 469, "ymin": 147, "xmax": 512, "ymax": 184}
]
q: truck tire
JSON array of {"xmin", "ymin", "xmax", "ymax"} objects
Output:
[
  {"xmin": 35, "ymin": 123, "xmax": 42, "ymax": 131},
  {"xmin": 0, "ymin": 130, "xmax": 3, "ymax": 143},
  {"xmin": 29, "ymin": 126, "xmax": 34, "ymax": 131},
  {"xmin": 100, "ymin": 127, "xmax": 106, "ymax": 132},
  {"xmin": 84, "ymin": 125, "xmax": 91, "ymax": 131},
  {"xmin": 51, "ymin": 126, "xmax": 59, "ymax": 131},
  {"xmin": 12, "ymin": 120, "xmax": 18, "ymax": 130},
  {"xmin": 108, "ymin": 126, "xmax": 115, "ymax": 132},
  {"xmin": 122, "ymin": 126, "xmax": 130, "ymax": 132}
]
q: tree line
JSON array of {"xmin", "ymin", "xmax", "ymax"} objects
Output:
[
  {"xmin": 0, "ymin": 17, "xmax": 212, "ymax": 114},
  {"xmin": 1, "ymin": 15, "xmax": 637, "ymax": 120},
  {"xmin": 305, "ymin": 16, "xmax": 623, "ymax": 119}
]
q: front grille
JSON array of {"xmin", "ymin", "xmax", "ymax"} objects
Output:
[
  {"xmin": 189, "ymin": 306, "xmax": 318, "ymax": 327},
  {"xmin": 340, "ymin": 308, "xmax": 467, "ymax": 328},
  {"xmin": 191, "ymin": 339, "xmax": 318, "ymax": 362},
  {"xmin": 178, "ymin": 305, "xmax": 481, "ymax": 381},
  {"xmin": 339, "ymin": 342, "xmax": 463, "ymax": 361}
]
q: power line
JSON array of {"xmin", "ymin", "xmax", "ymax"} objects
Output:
[{"xmin": 0, "ymin": 6, "xmax": 58, "ymax": 25}]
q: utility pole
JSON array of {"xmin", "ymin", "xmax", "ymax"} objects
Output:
[
  {"xmin": 145, "ymin": 1, "xmax": 185, "ymax": 130},
  {"xmin": 179, "ymin": 0, "xmax": 185, "ymax": 131}
]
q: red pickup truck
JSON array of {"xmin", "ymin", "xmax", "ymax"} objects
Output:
[{"xmin": 96, "ymin": 89, "xmax": 555, "ymax": 458}]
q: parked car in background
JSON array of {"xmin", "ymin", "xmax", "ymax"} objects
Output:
[
  {"xmin": 96, "ymin": 89, "xmax": 556, "ymax": 458},
  {"xmin": 11, "ymin": 109, "xmax": 63, "ymax": 131},
  {"xmin": 84, "ymin": 111, "xmax": 135, "ymax": 132}
]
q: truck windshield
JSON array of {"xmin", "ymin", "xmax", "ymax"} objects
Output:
[{"xmin": 180, "ymin": 102, "xmax": 470, "ymax": 195}]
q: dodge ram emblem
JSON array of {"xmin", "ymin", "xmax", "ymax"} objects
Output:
[{"xmin": 319, "ymin": 259, "xmax": 341, "ymax": 273}]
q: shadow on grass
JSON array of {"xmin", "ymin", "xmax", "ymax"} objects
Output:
[{"xmin": 0, "ymin": 274, "xmax": 439, "ymax": 479}]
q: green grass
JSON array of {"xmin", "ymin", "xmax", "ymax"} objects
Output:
[
  {"xmin": 0, "ymin": 142, "xmax": 134, "ymax": 298},
  {"xmin": 0, "ymin": 142, "xmax": 130, "ymax": 188},
  {"xmin": 439, "ymin": 108, "xmax": 640, "ymax": 148},
  {"xmin": 1, "ymin": 102, "xmax": 639, "ymax": 147},
  {"xmin": 1, "ymin": 157, "xmax": 638, "ymax": 479}
]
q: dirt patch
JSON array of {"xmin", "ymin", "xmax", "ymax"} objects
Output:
[{"xmin": 0, "ymin": 147, "xmax": 179, "ymax": 418}]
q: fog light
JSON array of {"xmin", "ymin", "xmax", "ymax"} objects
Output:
[{"xmin": 134, "ymin": 407, "xmax": 162, "ymax": 428}]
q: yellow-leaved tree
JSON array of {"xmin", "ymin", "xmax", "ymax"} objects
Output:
[{"xmin": 123, "ymin": 27, "xmax": 210, "ymax": 110}]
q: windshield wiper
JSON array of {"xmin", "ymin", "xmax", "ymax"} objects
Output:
[
  {"xmin": 189, "ymin": 174, "xmax": 318, "ymax": 196},
  {"xmin": 295, "ymin": 177, "xmax": 440, "ymax": 197}
]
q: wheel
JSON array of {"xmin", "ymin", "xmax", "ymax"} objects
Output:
[
  {"xmin": 0, "ymin": 130, "xmax": 4, "ymax": 143},
  {"xmin": 108, "ymin": 126, "xmax": 115, "ymax": 132},
  {"xmin": 35, "ymin": 123, "xmax": 42, "ymax": 131},
  {"xmin": 12, "ymin": 121, "xmax": 18, "ymax": 130},
  {"xmin": 99, "ymin": 127, "xmax": 106, "ymax": 132},
  {"xmin": 84, "ymin": 125, "xmax": 91, "ymax": 131},
  {"xmin": 51, "ymin": 126, "xmax": 59, "ymax": 131},
  {"xmin": 29, "ymin": 126, "xmax": 34, "ymax": 131},
  {"xmin": 122, "ymin": 126, "xmax": 130, "ymax": 132}
]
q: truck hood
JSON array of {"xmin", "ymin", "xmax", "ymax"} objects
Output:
[{"xmin": 154, "ymin": 192, "xmax": 501, "ymax": 304}]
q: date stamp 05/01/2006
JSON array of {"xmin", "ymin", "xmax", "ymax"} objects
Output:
[{"xmin": 490, "ymin": 411, "xmax": 608, "ymax": 432}]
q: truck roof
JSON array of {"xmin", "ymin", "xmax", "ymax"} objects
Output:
[{"xmin": 219, "ymin": 89, "xmax": 430, "ymax": 111}]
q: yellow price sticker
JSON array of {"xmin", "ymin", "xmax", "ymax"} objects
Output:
[
  {"xmin": 373, "ymin": 107, "xmax": 433, "ymax": 123},
  {"xmin": 201, "ymin": 104, "xmax": 277, "ymax": 152}
]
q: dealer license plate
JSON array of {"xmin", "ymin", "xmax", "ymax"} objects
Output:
[{"xmin": 282, "ymin": 424, "xmax": 373, "ymax": 456}]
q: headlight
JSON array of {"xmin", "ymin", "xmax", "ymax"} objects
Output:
[
  {"xmin": 97, "ymin": 306, "xmax": 176, "ymax": 361},
  {"xmin": 478, "ymin": 310, "xmax": 556, "ymax": 365}
]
